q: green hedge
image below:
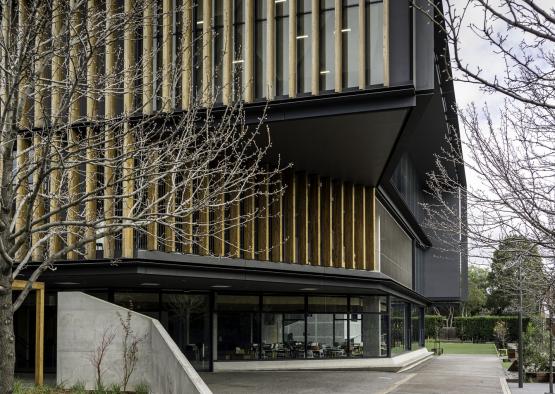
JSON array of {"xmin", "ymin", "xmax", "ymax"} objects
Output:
[
  {"xmin": 425, "ymin": 315, "xmax": 445, "ymax": 338},
  {"xmin": 453, "ymin": 316, "xmax": 529, "ymax": 342}
]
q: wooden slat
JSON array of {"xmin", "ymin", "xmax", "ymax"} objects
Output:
[
  {"xmin": 266, "ymin": 0, "xmax": 275, "ymax": 99},
  {"xmin": 213, "ymin": 182, "xmax": 226, "ymax": 257},
  {"xmin": 15, "ymin": 136, "xmax": 29, "ymax": 261},
  {"xmin": 35, "ymin": 286, "xmax": 45, "ymax": 385},
  {"xmin": 309, "ymin": 175, "xmax": 321, "ymax": 266},
  {"xmin": 358, "ymin": 0, "xmax": 366, "ymax": 88},
  {"xmin": 244, "ymin": 193, "xmax": 256, "ymax": 259},
  {"xmin": 383, "ymin": 0, "xmax": 389, "ymax": 86},
  {"xmin": 122, "ymin": 0, "xmax": 135, "ymax": 258},
  {"xmin": 355, "ymin": 185, "xmax": 366, "ymax": 270},
  {"xmin": 165, "ymin": 173, "xmax": 176, "ymax": 253},
  {"xmin": 146, "ymin": 154, "xmax": 158, "ymax": 251},
  {"xmin": 311, "ymin": 0, "xmax": 319, "ymax": 95},
  {"xmin": 270, "ymin": 176, "xmax": 283, "ymax": 262},
  {"xmin": 334, "ymin": 0, "xmax": 342, "ymax": 92},
  {"xmin": 298, "ymin": 173, "xmax": 309, "ymax": 264},
  {"xmin": 143, "ymin": 0, "xmax": 154, "ymax": 114},
  {"xmin": 162, "ymin": 0, "xmax": 172, "ymax": 111},
  {"xmin": 182, "ymin": 179, "xmax": 194, "ymax": 254},
  {"xmin": 85, "ymin": 0, "xmax": 98, "ymax": 260},
  {"xmin": 332, "ymin": 180, "xmax": 344, "ymax": 268},
  {"xmin": 182, "ymin": 0, "xmax": 193, "ymax": 109},
  {"xmin": 245, "ymin": 0, "xmax": 255, "ymax": 102},
  {"xmin": 284, "ymin": 171, "xmax": 296, "ymax": 263},
  {"xmin": 31, "ymin": 135, "xmax": 45, "ymax": 262},
  {"xmin": 321, "ymin": 178, "xmax": 333, "ymax": 267},
  {"xmin": 344, "ymin": 183, "xmax": 355, "ymax": 269},
  {"xmin": 197, "ymin": 177, "xmax": 210, "ymax": 255},
  {"xmin": 103, "ymin": 0, "xmax": 116, "ymax": 258},
  {"xmin": 222, "ymin": 0, "xmax": 232, "ymax": 104},
  {"xmin": 202, "ymin": 0, "xmax": 213, "ymax": 105},
  {"xmin": 257, "ymin": 178, "xmax": 270, "ymax": 261},
  {"xmin": 366, "ymin": 187, "xmax": 376, "ymax": 270},
  {"xmin": 49, "ymin": 0, "xmax": 63, "ymax": 257},
  {"xmin": 229, "ymin": 197, "xmax": 241, "ymax": 258},
  {"xmin": 288, "ymin": 0, "xmax": 297, "ymax": 97}
]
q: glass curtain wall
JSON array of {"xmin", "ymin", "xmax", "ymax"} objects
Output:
[
  {"xmin": 213, "ymin": 0, "xmax": 224, "ymax": 102},
  {"xmin": 233, "ymin": 0, "xmax": 246, "ymax": 100},
  {"xmin": 193, "ymin": 1, "xmax": 204, "ymax": 98},
  {"xmin": 261, "ymin": 296, "xmax": 305, "ymax": 359},
  {"xmin": 342, "ymin": 0, "xmax": 359, "ymax": 88},
  {"xmin": 365, "ymin": 0, "xmax": 384, "ymax": 85},
  {"xmin": 307, "ymin": 297, "xmax": 349, "ymax": 358},
  {"xmin": 255, "ymin": 0, "xmax": 267, "ymax": 98},
  {"xmin": 411, "ymin": 305, "xmax": 423, "ymax": 349},
  {"xmin": 391, "ymin": 298, "xmax": 408, "ymax": 355},
  {"xmin": 350, "ymin": 296, "xmax": 388, "ymax": 357},
  {"xmin": 296, "ymin": 0, "xmax": 311, "ymax": 94},
  {"xmin": 275, "ymin": 0, "xmax": 289, "ymax": 96},
  {"xmin": 319, "ymin": 0, "xmax": 335, "ymax": 90}
]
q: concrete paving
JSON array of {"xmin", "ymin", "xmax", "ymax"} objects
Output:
[
  {"xmin": 202, "ymin": 354, "xmax": 507, "ymax": 394},
  {"xmin": 509, "ymin": 381, "xmax": 554, "ymax": 393}
]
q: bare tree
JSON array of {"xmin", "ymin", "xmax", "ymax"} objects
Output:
[
  {"xmin": 0, "ymin": 1, "xmax": 281, "ymax": 391},
  {"xmin": 89, "ymin": 326, "xmax": 116, "ymax": 390},
  {"xmin": 413, "ymin": 1, "xmax": 555, "ymax": 287},
  {"xmin": 118, "ymin": 311, "xmax": 144, "ymax": 392}
]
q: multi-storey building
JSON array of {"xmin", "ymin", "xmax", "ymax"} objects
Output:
[{"xmin": 13, "ymin": 0, "xmax": 467, "ymax": 375}]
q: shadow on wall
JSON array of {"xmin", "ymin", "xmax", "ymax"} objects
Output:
[{"xmin": 57, "ymin": 292, "xmax": 212, "ymax": 394}]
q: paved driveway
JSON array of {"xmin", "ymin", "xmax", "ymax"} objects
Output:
[{"xmin": 201, "ymin": 354, "xmax": 505, "ymax": 394}]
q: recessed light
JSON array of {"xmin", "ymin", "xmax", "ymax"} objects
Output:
[
  {"xmin": 299, "ymin": 288, "xmax": 318, "ymax": 291},
  {"xmin": 341, "ymin": 28, "xmax": 351, "ymax": 33},
  {"xmin": 140, "ymin": 282, "xmax": 160, "ymax": 286},
  {"xmin": 211, "ymin": 285, "xmax": 231, "ymax": 288},
  {"xmin": 320, "ymin": 70, "xmax": 330, "ymax": 74},
  {"xmin": 296, "ymin": 35, "xmax": 308, "ymax": 39},
  {"xmin": 55, "ymin": 282, "xmax": 80, "ymax": 285}
]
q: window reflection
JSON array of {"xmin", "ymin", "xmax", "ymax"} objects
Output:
[
  {"xmin": 342, "ymin": 0, "xmax": 359, "ymax": 88},
  {"xmin": 233, "ymin": 0, "xmax": 246, "ymax": 100},
  {"xmin": 276, "ymin": 0, "xmax": 289, "ymax": 96},
  {"xmin": 319, "ymin": 0, "xmax": 335, "ymax": 91},
  {"xmin": 296, "ymin": 0, "xmax": 311, "ymax": 94},
  {"xmin": 391, "ymin": 299, "xmax": 408, "ymax": 355},
  {"xmin": 365, "ymin": 0, "xmax": 384, "ymax": 85},
  {"xmin": 255, "ymin": 0, "xmax": 268, "ymax": 98}
]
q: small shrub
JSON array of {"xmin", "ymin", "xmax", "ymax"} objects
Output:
[
  {"xmin": 106, "ymin": 383, "xmax": 121, "ymax": 393},
  {"xmin": 134, "ymin": 381, "xmax": 150, "ymax": 394},
  {"xmin": 70, "ymin": 381, "xmax": 86, "ymax": 394}
]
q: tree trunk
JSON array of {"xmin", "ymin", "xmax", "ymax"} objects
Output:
[{"xmin": 0, "ymin": 268, "xmax": 15, "ymax": 394}]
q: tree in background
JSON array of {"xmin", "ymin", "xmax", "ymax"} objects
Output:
[{"xmin": 461, "ymin": 265, "xmax": 488, "ymax": 316}]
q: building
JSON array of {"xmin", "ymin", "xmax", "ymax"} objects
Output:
[{"xmin": 13, "ymin": 0, "xmax": 467, "ymax": 376}]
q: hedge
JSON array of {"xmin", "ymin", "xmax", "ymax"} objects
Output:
[
  {"xmin": 425, "ymin": 315, "xmax": 445, "ymax": 338},
  {"xmin": 453, "ymin": 316, "xmax": 529, "ymax": 342}
]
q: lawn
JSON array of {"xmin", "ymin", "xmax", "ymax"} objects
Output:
[{"xmin": 425, "ymin": 340, "xmax": 498, "ymax": 355}]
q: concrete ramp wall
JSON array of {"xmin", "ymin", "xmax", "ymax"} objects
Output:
[{"xmin": 57, "ymin": 292, "xmax": 212, "ymax": 394}]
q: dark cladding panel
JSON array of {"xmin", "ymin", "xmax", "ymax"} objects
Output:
[
  {"xmin": 414, "ymin": 0, "xmax": 434, "ymax": 91},
  {"xmin": 388, "ymin": 0, "xmax": 412, "ymax": 84}
]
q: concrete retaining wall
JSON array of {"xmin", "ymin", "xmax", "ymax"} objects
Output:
[{"xmin": 57, "ymin": 292, "xmax": 211, "ymax": 394}]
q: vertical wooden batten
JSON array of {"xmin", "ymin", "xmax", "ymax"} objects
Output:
[
  {"xmin": 229, "ymin": 196, "xmax": 241, "ymax": 258},
  {"xmin": 143, "ymin": 0, "xmax": 154, "ymax": 114},
  {"xmin": 182, "ymin": 0, "xmax": 193, "ymax": 109},
  {"xmin": 266, "ymin": 0, "xmax": 275, "ymax": 99},
  {"xmin": 358, "ymin": 0, "xmax": 366, "ymax": 88},
  {"xmin": 121, "ymin": 0, "xmax": 136, "ymax": 258},
  {"xmin": 49, "ymin": 0, "xmax": 63, "ymax": 258},
  {"xmin": 103, "ymin": 0, "xmax": 116, "ymax": 258},
  {"xmin": 334, "ymin": 0, "xmax": 342, "ymax": 92},
  {"xmin": 321, "ymin": 178, "xmax": 333, "ymax": 267},
  {"xmin": 244, "ymin": 0, "xmax": 255, "ymax": 102},
  {"xmin": 197, "ymin": 177, "xmax": 210, "ymax": 255},
  {"xmin": 284, "ymin": 171, "xmax": 296, "ymax": 263},
  {"xmin": 344, "ymin": 183, "xmax": 355, "ymax": 269},
  {"xmin": 213, "ymin": 180, "xmax": 226, "ymax": 257},
  {"xmin": 202, "ymin": 0, "xmax": 213, "ymax": 105},
  {"xmin": 311, "ymin": 0, "xmax": 319, "ymax": 95},
  {"xmin": 354, "ymin": 185, "xmax": 366, "ymax": 270},
  {"xmin": 244, "ymin": 193, "xmax": 256, "ymax": 259},
  {"xmin": 67, "ymin": 0, "xmax": 82, "ymax": 260},
  {"xmin": 222, "ymin": 0, "xmax": 232, "ymax": 105},
  {"xmin": 270, "ymin": 175, "xmax": 283, "ymax": 262},
  {"xmin": 182, "ymin": 178, "xmax": 194, "ymax": 254},
  {"xmin": 288, "ymin": 0, "xmax": 297, "ymax": 97},
  {"xmin": 309, "ymin": 175, "xmax": 321, "ymax": 265},
  {"xmin": 146, "ymin": 154, "xmax": 159, "ymax": 251},
  {"xmin": 257, "ymin": 177, "xmax": 270, "ymax": 261},
  {"xmin": 332, "ymin": 181, "xmax": 344, "ymax": 267},
  {"xmin": 84, "ymin": 0, "xmax": 99, "ymax": 260},
  {"xmin": 298, "ymin": 173, "xmax": 309, "ymax": 264},
  {"xmin": 164, "ymin": 172, "xmax": 176, "ymax": 253},
  {"xmin": 162, "ymin": 0, "xmax": 172, "ymax": 111}
]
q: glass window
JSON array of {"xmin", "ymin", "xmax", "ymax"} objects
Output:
[
  {"xmin": 215, "ymin": 294, "xmax": 259, "ymax": 311},
  {"xmin": 233, "ymin": 0, "xmax": 246, "ymax": 100},
  {"xmin": 261, "ymin": 313, "xmax": 305, "ymax": 359},
  {"xmin": 350, "ymin": 296, "xmax": 388, "ymax": 313},
  {"xmin": 217, "ymin": 311, "xmax": 260, "ymax": 360},
  {"xmin": 275, "ymin": 0, "xmax": 289, "ymax": 96},
  {"xmin": 296, "ymin": 0, "xmax": 311, "ymax": 94},
  {"xmin": 160, "ymin": 294, "xmax": 211, "ymax": 371},
  {"xmin": 308, "ymin": 296, "xmax": 348, "ymax": 313},
  {"xmin": 342, "ymin": 0, "xmax": 359, "ymax": 88},
  {"xmin": 349, "ymin": 313, "xmax": 388, "ymax": 357},
  {"xmin": 391, "ymin": 299, "xmax": 408, "ymax": 355},
  {"xmin": 263, "ymin": 295, "xmax": 305, "ymax": 312},
  {"xmin": 114, "ymin": 292, "xmax": 160, "ymax": 318},
  {"xmin": 213, "ymin": 0, "xmax": 224, "ymax": 102},
  {"xmin": 319, "ymin": 0, "xmax": 335, "ymax": 91},
  {"xmin": 365, "ymin": 0, "xmax": 384, "ymax": 85},
  {"xmin": 193, "ymin": 0, "xmax": 204, "ymax": 98},
  {"xmin": 376, "ymin": 200, "xmax": 413, "ymax": 288},
  {"xmin": 411, "ymin": 305, "xmax": 423, "ymax": 350},
  {"xmin": 255, "ymin": 0, "xmax": 267, "ymax": 98},
  {"xmin": 307, "ymin": 314, "xmax": 348, "ymax": 358}
]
